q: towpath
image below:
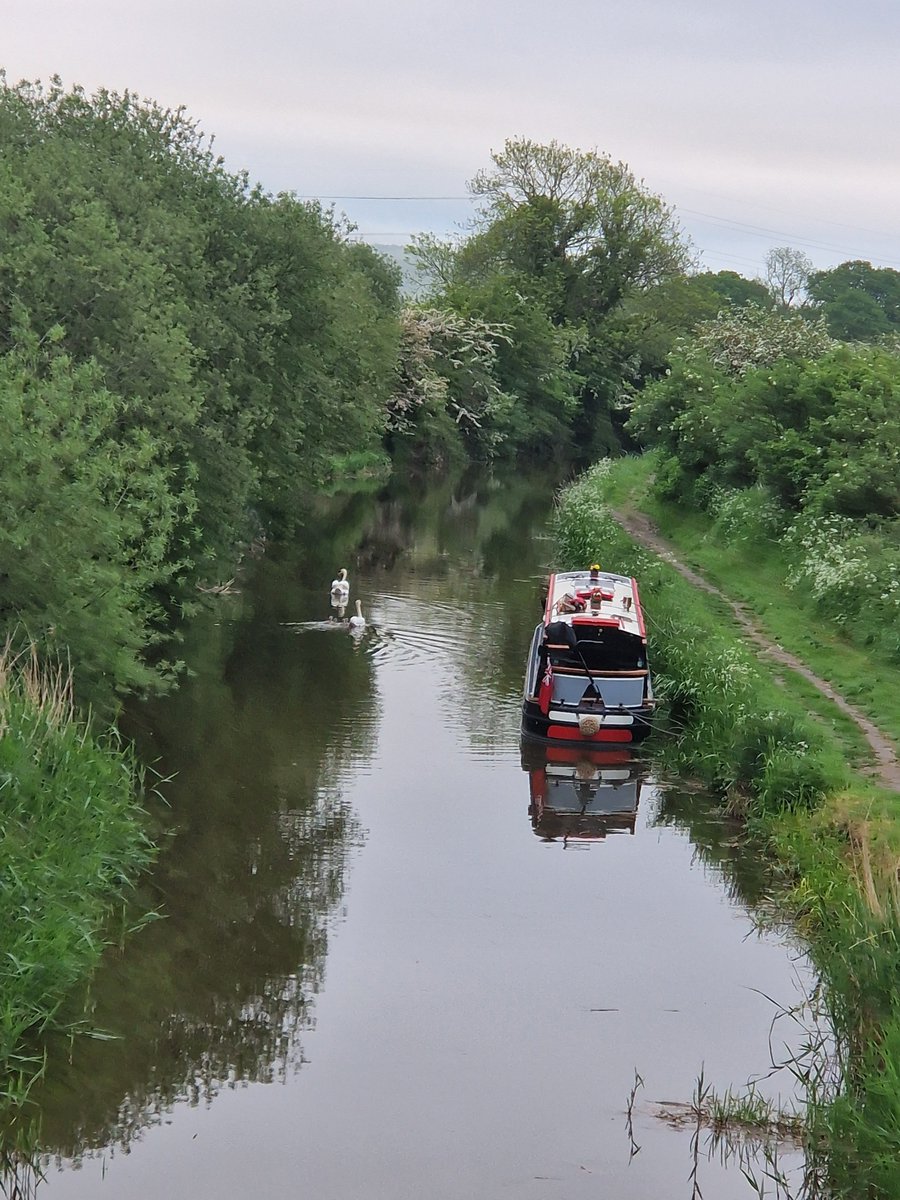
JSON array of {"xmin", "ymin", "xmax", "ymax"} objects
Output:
[{"xmin": 614, "ymin": 506, "xmax": 900, "ymax": 792}]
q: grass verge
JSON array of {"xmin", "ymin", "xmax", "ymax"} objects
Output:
[{"xmin": 555, "ymin": 461, "xmax": 900, "ymax": 1199}]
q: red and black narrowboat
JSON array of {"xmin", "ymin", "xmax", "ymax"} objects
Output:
[{"xmin": 522, "ymin": 567, "xmax": 655, "ymax": 746}]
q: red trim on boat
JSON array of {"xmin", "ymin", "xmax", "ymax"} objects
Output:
[
  {"xmin": 543, "ymin": 573, "xmax": 556, "ymax": 625},
  {"xmin": 538, "ymin": 664, "xmax": 553, "ymax": 715},
  {"xmin": 631, "ymin": 577, "xmax": 646, "ymax": 640},
  {"xmin": 529, "ymin": 768, "xmax": 546, "ymax": 804},
  {"xmin": 547, "ymin": 725, "xmax": 633, "ymax": 743},
  {"xmin": 575, "ymin": 588, "xmax": 614, "ymax": 602}
]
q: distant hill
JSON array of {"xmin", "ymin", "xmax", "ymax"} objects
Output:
[{"xmin": 368, "ymin": 243, "xmax": 430, "ymax": 298}]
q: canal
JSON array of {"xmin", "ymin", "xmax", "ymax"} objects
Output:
[{"xmin": 21, "ymin": 472, "xmax": 812, "ymax": 1198}]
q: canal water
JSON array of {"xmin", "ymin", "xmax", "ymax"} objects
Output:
[{"xmin": 21, "ymin": 472, "xmax": 812, "ymax": 1198}]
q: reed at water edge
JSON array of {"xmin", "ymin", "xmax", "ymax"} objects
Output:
[
  {"xmin": 555, "ymin": 462, "xmax": 900, "ymax": 1199},
  {"xmin": 0, "ymin": 642, "xmax": 155, "ymax": 1106}
]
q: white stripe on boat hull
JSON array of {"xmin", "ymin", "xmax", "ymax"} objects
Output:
[{"xmin": 548, "ymin": 710, "xmax": 634, "ymax": 726}]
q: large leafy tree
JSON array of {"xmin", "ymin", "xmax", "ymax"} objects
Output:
[
  {"xmin": 240, "ymin": 197, "xmax": 400, "ymax": 519},
  {"xmin": 441, "ymin": 274, "xmax": 582, "ymax": 456},
  {"xmin": 465, "ymin": 138, "xmax": 690, "ymax": 324},
  {"xmin": 605, "ymin": 272, "xmax": 761, "ymax": 394},
  {"xmin": 629, "ymin": 315, "xmax": 900, "ymax": 519},
  {"xmin": 0, "ymin": 79, "xmax": 401, "ymax": 564},
  {"xmin": 389, "ymin": 305, "xmax": 513, "ymax": 467},
  {"xmin": 0, "ymin": 339, "xmax": 185, "ymax": 707},
  {"xmin": 701, "ymin": 270, "xmax": 771, "ymax": 310},
  {"xmin": 807, "ymin": 260, "xmax": 900, "ymax": 341},
  {"xmin": 411, "ymin": 139, "xmax": 691, "ymax": 458}
]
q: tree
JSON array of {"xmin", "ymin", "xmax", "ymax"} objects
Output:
[
  {"xmin": 388, "ymin": 305, "xmax": 512, "ymax": 466},
  {"xmin": 409, "ymin": 139, "xmax": 693, "ymax": 459},
  {"xmin": 0, "ymin": 339, "xmax": 185, "ymax": 707},
  {"xmin": 444, "ymin": 275, "xmax": 582, "ymax": 456},
  {"xmin": 628, "ymin": 305, "xmax": 835, "ymax": 497},
  {"xmin": 630, "ymin": 333, "xmax": 900, "ymax": 518},
  {"xmin": 611, "ymin": 272, "xmax": 760, "ymax": 388},
  {"xmin": 0, "ymin": 75, "xmax": 403, "ymax": 704},
  {"xmin": 701, "ymin": 270, "xmax": 772, "ymax": 310},
  {"xmin": 466, "ymin": 138, "xmax": 691, "ymax": 324},
  {"xmin": 807, "ymin": 260, "xmax": 900, "ymax": 341},
  {"xmin": 764, "ymin": 246, "xmax": 813, "ymax": 309}
]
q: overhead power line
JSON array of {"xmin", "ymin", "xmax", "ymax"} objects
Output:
[
  {"xmin": 296, "ymin": 194, "xmax": 470, "ymax": 201},
  {"xmin": 679, "ymin": 208, "xmax": 900, "ymax": 269},
  {"xmin": 303, "ymin": 192, "xmax": 900, "ymax": 271},
  {"xmin": 657, "ymin": 179, "xmax": 899, "ymax": 244}
]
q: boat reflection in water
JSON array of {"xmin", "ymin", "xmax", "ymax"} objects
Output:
[{"xmin": 521, "ymin": 738, "xmax": 648, "ymax": 846}]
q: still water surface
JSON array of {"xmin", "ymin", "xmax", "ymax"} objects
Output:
[{"xmin": 26, "ymin": 474, "xmax": 811, "ymax": 1198}]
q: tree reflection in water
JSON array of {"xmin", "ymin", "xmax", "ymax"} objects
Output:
[
  {"xmin": 18, "ymin": 534, "xmax": 377, "ymax": 1164},
  {"xmin": 7, "ymin": 468, "xmax": 563, "ymax": 1175}
]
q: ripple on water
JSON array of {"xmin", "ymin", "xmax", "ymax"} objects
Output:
[{"xmin": 362, "ymin": 592, "xmax": 480, "ymax": 672}]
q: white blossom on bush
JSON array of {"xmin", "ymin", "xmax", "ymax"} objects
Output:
[
  {"xmin": 389, "ymin": 305, "xmax": 511, "ymax": 435},
  {"xmin": 694, "ymin": 306, "xmax": 834, "ymax": 376},
  {"xmin": 706, "ymin": 484, "xmax": 786, "ymax": 544},
  {"xmin": 784, "ymin": 512, "xmax": 875, "ymax": 612}
]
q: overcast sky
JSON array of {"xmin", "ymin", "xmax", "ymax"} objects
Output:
[{"xmin": 6, "ymin": 0, "xmax": 900, "ymax": 278}]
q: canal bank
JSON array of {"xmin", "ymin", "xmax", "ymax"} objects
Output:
[{"xmin": 556, "ymin": 459, "xmax": 900, "ymax": 1198}]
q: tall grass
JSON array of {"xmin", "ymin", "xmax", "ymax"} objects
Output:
[
  {"xmin": 772, "ymin": 816, "xmax": 900, "ymax": 1198},
  {"xmin": 628, "ymin": 450, "xmax": 900, "ymax": 751},
  {"xmin": 0, "ymin": 644, "xmax": 154, "ymax": 1102}
]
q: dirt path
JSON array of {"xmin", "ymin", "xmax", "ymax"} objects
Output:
[{"xmin": 614, "ymin": 506, "xmax": 900, "ymax": 792}]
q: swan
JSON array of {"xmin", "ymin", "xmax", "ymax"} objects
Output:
[
  {"xmin": 330, "ymin": 568, "xmax": 349, "ymax": 601},
  {"xmin": 348, "ymin": 599, "xmax": 366, "ymax": 629}
]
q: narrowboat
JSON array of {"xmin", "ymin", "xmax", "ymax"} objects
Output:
[
  {"xmin": 522, "ymin": 567, "xmax": 655, "ymax": 745},
  {"xmin": 521, "ymin": 741, "xmax": 646, "ymax": 843}
]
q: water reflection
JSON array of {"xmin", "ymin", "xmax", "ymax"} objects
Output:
[
  {"xmin": 14, "ymin": 470, "xmax": 560, "ymax": 1174},
  {"xmin": 653, "ymin": 789, "xmax": 781, "ymax": 913},
  {"xmin": 1, "ymin": 469, "xmax": 821, "ymax": 1199},
  {"xmin": 0, "ymin": 1102, "xmax": 50, "ymax": 1199},
  {"xmin": 521, "ymin": 739, "xmax": 648, "ymax": 844},
  {"xmin": 329, "ymin": 593, "xmax": 347, "ymax": 620},
  {"xmin": 21, "ymin": 563, "xmax": 377, "ymax": 1161}
]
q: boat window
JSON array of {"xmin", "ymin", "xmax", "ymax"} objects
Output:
[{"xmin": 573, "ymin": 628, "xmax": 644, "ymax": 671}]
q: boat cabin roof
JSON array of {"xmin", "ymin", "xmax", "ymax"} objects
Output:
[{"xmin": 543, "ymin": 570, "xmax": 645, "ymax": 642}]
